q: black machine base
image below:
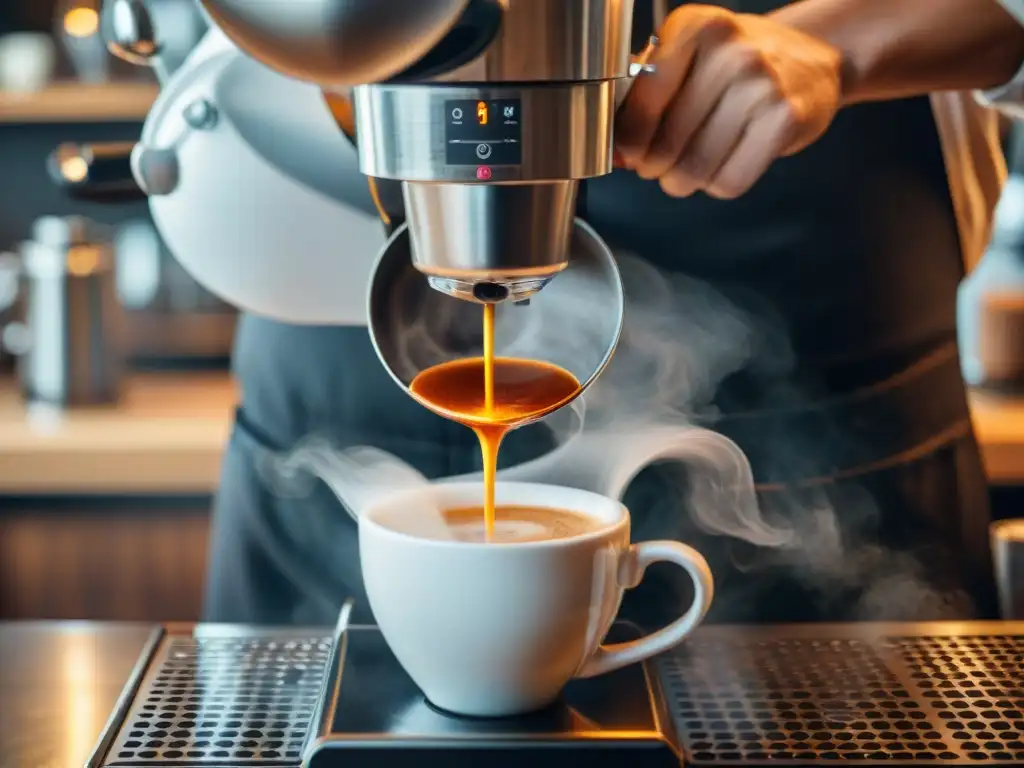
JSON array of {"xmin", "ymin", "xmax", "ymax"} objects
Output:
[
  {"xmin": 93, "ymin": 620, "xmax": 1024, "ymax": 767},
  {"xmin": 306, "ymin": 623, "xmax": 681, "ymax": 768}
]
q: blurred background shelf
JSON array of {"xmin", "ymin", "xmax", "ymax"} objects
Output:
[
  {"xmin": 0, "ymin": 81, "xmax": 158, "ymax": 123},
  {"xmin": 0, "ymin": 373, "xmax": 236, "ymax": 494}
]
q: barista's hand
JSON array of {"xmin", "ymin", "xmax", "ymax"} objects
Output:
[{"xmin": 615, "ymin": 5, "xmax": 844, "ymax": 199}]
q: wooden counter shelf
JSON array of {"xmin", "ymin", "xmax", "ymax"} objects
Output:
[
  {"xmin": 0, "ymin": 81, "xmax": 158, "ymax": 123},
  {"xmin": 969, "ymin": 389, "xmax": 1024, "ymax": 485},
  {"xmin": 0, "ymin": 373, "xmax": 235, "ymax": 494}
]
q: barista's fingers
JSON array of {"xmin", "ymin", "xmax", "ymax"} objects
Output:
[
  {"xmin": 660, "ymin": 115, "xmax": 746, "ymax": 198},
  {"xmin": 638, "ymin": 39, "xmax": 759, "ymax": 181},
  {"xmin": 659, "ymin": 75, "xmax": 773, "ymax": 197},
  {"xmin": 634, "ymin": 51, "xmax": 724, "ymax": 180},
  {"xmin": 657, "ymin": 165, "xmax": 700, "ymax": 199},
  {"xmin": 615, "ymin": 39, "xmax": 698, "ymax": 166},
  {"xmin": 615, "ymin": 8, "xmax": 733, "ymax": 165},
  {"xmin": 704, "ymin": 102, "xmax": 797, "ymax": 199}
]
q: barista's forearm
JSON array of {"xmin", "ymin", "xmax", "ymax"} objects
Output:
[{"xmin": 769, "ymin": 0, "xmax": 1024, "ymax": 105}]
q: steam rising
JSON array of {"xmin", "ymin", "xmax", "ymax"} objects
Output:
[{"xmin": 267, "ymin": 251, "xmax": 972, "ymax": 621}]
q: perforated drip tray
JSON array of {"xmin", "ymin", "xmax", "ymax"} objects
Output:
[
  {"xmin": 659, "ymin": 623, "xmax": 1023, "ymax": 765},
  {"xmin": 94, "ymin": 622, "xmax": 1023, "ymax": 767},
  {"xmin": 100, "ymin": 627, "xmax": 333, "ymax": 765}
]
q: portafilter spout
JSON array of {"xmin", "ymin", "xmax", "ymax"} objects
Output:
[{"xmin": 402, "ymin": 181, "xmax": 578, "ymax": 305}]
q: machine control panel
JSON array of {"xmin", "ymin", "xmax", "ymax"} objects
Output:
[{"xmin": 444, "ymin": 98, "xmax": 522, "ymax": 167}]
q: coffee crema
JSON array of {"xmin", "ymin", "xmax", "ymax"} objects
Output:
[{"xmin": 429, "ymin": 505, "xmax": 603, "ymax": 544}]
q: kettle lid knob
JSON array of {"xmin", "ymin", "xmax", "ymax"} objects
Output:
[{"xmin": 105, "ymin": 0, "xmax": 163, "ymax": 66}]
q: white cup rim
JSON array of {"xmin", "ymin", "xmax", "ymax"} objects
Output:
[{"xmin": 359, "ymin": 481, "xmax": 627, "ymax": 550}]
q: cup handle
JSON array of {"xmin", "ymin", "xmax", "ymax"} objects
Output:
[{"xmin": 575, "ymin": 540, "xmax": 714, "ymax": 679}]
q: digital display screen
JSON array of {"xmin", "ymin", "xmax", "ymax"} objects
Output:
[{"xmin": 444, "ymin": 98, "xmax": 523, "ymax": 166}]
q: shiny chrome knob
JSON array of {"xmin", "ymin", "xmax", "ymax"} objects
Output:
[
  {"xmin": 104, "ymin": 0, "xmax": 168, "ymax": 80},
  {"xmin": 197, "ymin": 0, "xmax": 472, "ymax": 85}
]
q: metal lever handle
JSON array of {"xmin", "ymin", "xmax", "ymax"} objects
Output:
[
  {"xmin": 47, "ymin": 142, "xmax": 148, "ymax": 204},
  {"xmin": 615, "ymin": 35, "xmax": 659, "ymax": 110},
  {"xmin": 620, "ymin": 0, "xmax": 666, "ymax": 102}
]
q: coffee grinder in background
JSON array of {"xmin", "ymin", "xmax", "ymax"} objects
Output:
[
  {"xmin": 0, "ymin": 215, "xmax": 126, "ymax": 406},
  {"xmin": 959, "ymin": 124, "xmax": 1024, "ymax": 393}
]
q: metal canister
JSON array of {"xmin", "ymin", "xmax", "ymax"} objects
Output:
[{"xmin": 0, "ymin": 216, "xmax": 126, "ymax": 406}]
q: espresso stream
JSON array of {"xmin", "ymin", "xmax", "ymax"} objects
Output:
[{"xmin": 409, "ymin": 304, "xmax": 581, "ymax": 539}]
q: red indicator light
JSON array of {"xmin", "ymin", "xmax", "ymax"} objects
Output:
[{"xmin": 476, "ymin": 166, "xmax": 492, "ymax": 180}]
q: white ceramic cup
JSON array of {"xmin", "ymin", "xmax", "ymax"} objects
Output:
[{"xmin": 359, "ymin": 481, "xmax": 714, "ymax": 718}]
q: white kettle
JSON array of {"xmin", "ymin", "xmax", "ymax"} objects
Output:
[{"xmin": 118, "ymin": 13, "xmax": 387, "ymax": 325}]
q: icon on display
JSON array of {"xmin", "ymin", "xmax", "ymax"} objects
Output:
[{"xmin": 445, "ymin": 99, "xmax": 520, "ymax": 167}]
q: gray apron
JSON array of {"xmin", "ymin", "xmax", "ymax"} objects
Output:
[{"xmin": 203, "ymin": 0, "xmax": 998, "ymax": 627}]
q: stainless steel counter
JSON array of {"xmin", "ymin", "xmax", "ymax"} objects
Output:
[
  {"xmin": 2, "ymin": 620, "xmax": 1022, "ymax": 768},
  {"xmin": 0, "ymin": 622, "xmax": 161, "ymax": 768}
]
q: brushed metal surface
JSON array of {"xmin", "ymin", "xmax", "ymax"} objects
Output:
[
  {"xmin": 435, "ymin": 0, "xmax": 634, "ymax": 83},
  {"xmin": 403, "ymin": 181, "xmax": 577, "ymax": 293},
  {"xmin": 0, "ymin": 622, "xmax": 160, "ymax": 768},
  {"xmin": 352, "ymin": 82, "xmax": 615, "ymax": 182}
]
